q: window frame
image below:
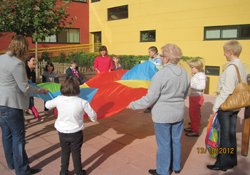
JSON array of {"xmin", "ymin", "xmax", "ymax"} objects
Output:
[
  {"xmin": 91, "ymin": 0, "xmax": 100, "ymax": 2},
  {"xmin": 72, "ymin": 0, "xmax": 87, "ymax": 3},
  {"xmin": 140, "ymin": 30, "xmax": 156, "ymax": 42},
  {"xmin": 204, "ymin": 24, "xmax": 250, "ymax": 40},
  {"xmin": 107, "ymin": 5, "xmax": 128, "ymax": 21},
  {"xmin": 205, "ymin": 66, "xmax": 220, "ymax": 76},
  {"xmin": 32, "ymin": 28, "xmax": 80, "ymax": 44}
]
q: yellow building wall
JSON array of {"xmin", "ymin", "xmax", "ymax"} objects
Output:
[{"xmin": 89, "ymin": 0, "xmax": 250, "ymax": 95}]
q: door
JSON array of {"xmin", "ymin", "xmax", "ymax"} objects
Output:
[{"xmin": 94, "ymin": 32, "xmax": 101, "ymax": 52}]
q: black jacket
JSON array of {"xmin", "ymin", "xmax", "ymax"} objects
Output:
[
  {"xmin": 26, "ymin": 66, "xmax": 36, "ymax": 83},
  {"xmin": 66, "ymin": 67, "xmax": 86, "ymax": 85}
]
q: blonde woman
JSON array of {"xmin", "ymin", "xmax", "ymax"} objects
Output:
[
  {"xmin": 0, "ymin": 36, "xmax": 48, "ymax": 175},
  {"xmin": 207, "ymin": 40, "xmax": 247, "ymax": 172},
  {"xmin": 184, "ymin": 59, "xmax": 206, "ymax": 137}
]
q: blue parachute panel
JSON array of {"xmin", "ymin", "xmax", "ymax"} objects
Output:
[{"xmin": 121, "ymin": 61, "xmax": 158, "ymax": 81}]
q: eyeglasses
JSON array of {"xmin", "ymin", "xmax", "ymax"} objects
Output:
[{"xmin": 160, "ymin": 54, "xmax": 167, "ymax": 58}]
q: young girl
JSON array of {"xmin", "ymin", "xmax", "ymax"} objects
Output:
[
  {"xmin": 94, "ymin": 45, "xmax": 113, "ymax": 74},
  {"xmin": 45, "ymin": 76, "xmax": 97, "ymax": 175},
  {"xmin": 42, "ymin": 61, "xmax": 59, "ymax": 114},
  {"xmin": 112, "ymin": 55, "xmax": 122, "ymax": 70},
  {"xmin": 25, "ymin": 56, "xmax": 43, "ymax": 122},
  {"xmin": 184, "ymin": 59, "xmax": 206, "ymax": 137}
]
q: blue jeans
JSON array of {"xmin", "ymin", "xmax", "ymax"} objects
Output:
[
  {"xmin": 215, "ymin": 110, "xmax": 238, "ymax": 169},
  {"xmin": 154, "ymin": 120, "xmax": 183, "ymax": 175},
  {"xmin": 0, "ymin": 106, "xmax": 30, "ymax": 175}
]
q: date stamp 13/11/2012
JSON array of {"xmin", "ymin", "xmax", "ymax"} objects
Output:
[{"xmin": 197, "ymin": 147, "xmax": 234, "ymax": 154}]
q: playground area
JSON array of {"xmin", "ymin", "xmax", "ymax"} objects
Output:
[{"xmin": 0, "ymin": 95, "xmax": 250, "ymax": 175}]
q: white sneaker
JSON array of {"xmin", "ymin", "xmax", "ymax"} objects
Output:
[
  {"xmin": 44, "ymin": 111, "xmax": 48, "ymax": 115},
  {"xmin": 38, "ymin": 117, "xmax": 44, "ymax": 122}
]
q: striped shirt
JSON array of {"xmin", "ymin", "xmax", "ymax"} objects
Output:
[{"xmin": 190, "ymin": 72, "xmax": 206, "ymax": 96}]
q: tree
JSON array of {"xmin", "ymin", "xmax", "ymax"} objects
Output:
[{"xmin": 0, "ymin": 0, "xmax": 75, "ymax": 80}]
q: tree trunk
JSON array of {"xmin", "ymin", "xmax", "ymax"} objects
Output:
[{"xmin": 35, "ymin": 40, "xmax": 39, "ymax": 83}]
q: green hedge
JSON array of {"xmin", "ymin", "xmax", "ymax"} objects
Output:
[{"xmin": 45, "ymin": 51, "xmax": 202, "ymax": 70}]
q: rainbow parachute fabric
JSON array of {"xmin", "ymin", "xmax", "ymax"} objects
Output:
[{"xmin": 30, "ymin": 61, "xmax": 158, "ymax": 119}]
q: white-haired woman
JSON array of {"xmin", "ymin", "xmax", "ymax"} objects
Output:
[{"xmin": 127, "ymin": 44, "xmax": 190, "ymax": 175}]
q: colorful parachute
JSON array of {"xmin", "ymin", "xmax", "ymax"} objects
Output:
[{"xmin": 31, "ymin": 61, "xmax": 158, "ymax": 119}]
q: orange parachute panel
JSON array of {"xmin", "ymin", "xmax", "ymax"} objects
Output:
[
  {"xmin": 86, "ymin": 70, "xmax": 128, "ymax": 88},
  {"xmin": 86, "ymin": 81, "xmax": 148, "ymax": 119}
]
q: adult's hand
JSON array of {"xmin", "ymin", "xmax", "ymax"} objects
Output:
[
  {"xmin": 212, "ymin": 111, "xmax": 217, "ymax": 116},
  {"xmin": 44, "ymin": 89, "xmax": 50, "ymax": 94},
  {"xmin": 126, "ymin": 104, "xmax": 132, "ymax": 109}
]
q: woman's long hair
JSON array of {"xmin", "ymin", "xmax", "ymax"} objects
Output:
[{"xmin": 8, "ymin": 36, "xmax": 29, "ymax": 60}]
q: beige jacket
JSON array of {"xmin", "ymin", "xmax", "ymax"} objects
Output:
[{"xmin": 212, "ymin": 59, "xmax": 247, "ymax": 112}]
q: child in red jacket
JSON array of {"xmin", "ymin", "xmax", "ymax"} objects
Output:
[{"xmin": 94, "ymin": 45, "xmax": 113, "ymax": 74}]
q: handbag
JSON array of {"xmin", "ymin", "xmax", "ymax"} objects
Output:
[
  {"xmin": 205, "ymin": 115, "xmax": 221, "ymax": 157},
  {"xmin": 217, "ymin": 64, "xmax": 250, "ymax": 111}
]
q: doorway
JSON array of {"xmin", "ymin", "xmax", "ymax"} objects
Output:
[{"xmin": 94, "ymin": 32, "xmax": 101, "ymax": 52}]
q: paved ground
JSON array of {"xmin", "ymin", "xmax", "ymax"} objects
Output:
[{"xmin": 0, "ymin": 94, "xmax": 250, "ymax": 175}]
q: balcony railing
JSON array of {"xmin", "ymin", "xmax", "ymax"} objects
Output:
[{"xmin": 0, "ymin": 43, "xmax": 102, "ymax": 57}]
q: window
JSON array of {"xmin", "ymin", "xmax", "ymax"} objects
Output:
[
  {"xmin": 72, "ymin": 0, "xmax": 87, "ymax": 2},
  {"xmin": 91, "ymin": 0, "xmax": 100, "ymax": 2},
  {"xmin": 205, "ymin": 66, "xmax": 220, "ymax": 76},
  {"xmin": 93, "ymin": 32, "xmax": 101, "ymax": 52},
  {"xmin": 140, "ymin": 30, "xmax": 156, "ymax": 42},
  {"xmin": 34, "ymin": 29, "xmax": 80, "ymax": 43},
  {"xmin": 204, "ymin": 24, "xmax": 250, "ymax": 40},
  {"xmin": 241, "ymin": 25, "xmax": 250, "ymax": 38},
  {"xmin": 108, "ymin": 5, "xmax": 128, "ymax": 21}
]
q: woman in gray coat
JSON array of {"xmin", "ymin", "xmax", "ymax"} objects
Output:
[
  {"xmin": 0, "ymin": 36, "xmax": 48, "ymax": 175},
  {"xmin": 127, "ymin": 44, "xmax": 190, "ymax": 175}
]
